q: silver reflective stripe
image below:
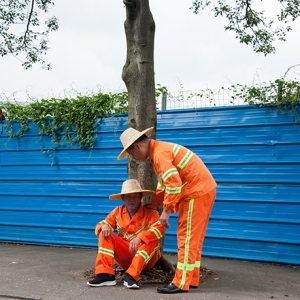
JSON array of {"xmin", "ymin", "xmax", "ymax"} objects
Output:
[
  {"xmin": 177, "ymin": 150, "xmax": 193, "ymax": 169},
  {"xmin": 173, "ymin": 144, "xmax": 180, "ymax": 156},
  {"xmin": 162, "ymin": 168, "xmax": 179, "ymax": 182},
  {"xmin": 165, "ymin": 186, "xmax": 181, "ymax": 195}
]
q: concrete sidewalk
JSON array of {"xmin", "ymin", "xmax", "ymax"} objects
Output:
[{"xmin": 0, "ymin": 243, "xmax": 299, "ymax": 300}]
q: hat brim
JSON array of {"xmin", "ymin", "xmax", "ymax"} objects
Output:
[
  {"xmin": 117, "ymin": 127, "xmax": 154, "ymax": 160},
  {"xmin": 109, "ymin": 189, "xmax": 155, "ymax": 200}
]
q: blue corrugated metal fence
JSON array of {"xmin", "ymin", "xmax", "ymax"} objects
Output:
[{"xmin": 0, "ymin": 104, "xmax": 299, "ymax": 265}]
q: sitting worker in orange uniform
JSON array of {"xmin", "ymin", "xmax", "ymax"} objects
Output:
[{"xmin": 87, "ymin": 179, "xmax": 165, "ymax": 289}]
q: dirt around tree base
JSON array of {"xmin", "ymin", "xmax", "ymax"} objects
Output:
[{"xmin": 84, "ymin": 263, "xmax": 215, "ymax": 286}]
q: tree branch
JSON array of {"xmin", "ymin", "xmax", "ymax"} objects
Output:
[{"xmin": 22, "ymin": 0, "xmax": 35, "ymax": 50}]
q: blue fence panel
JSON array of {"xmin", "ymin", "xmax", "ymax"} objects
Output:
[{"xmin": 0, "ymin": 105, "xmax": 300, "ymax": 265}]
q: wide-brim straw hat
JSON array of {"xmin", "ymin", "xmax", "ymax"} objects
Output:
[
  {"xmin": 117, "ymin": 127, "xmax": 154, "ymax": 160},
  {"xmin": 109, "ymin": 179, "xmax": 155, "ymax": 200}
]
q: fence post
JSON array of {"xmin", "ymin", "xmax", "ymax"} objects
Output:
[
  {"xmin": 277, "ymin": 80, "xmax": 283, "ymax": 102},
  {"xmin": 161, "ymin": 91, "xmax": 167, "ymax": 110}
]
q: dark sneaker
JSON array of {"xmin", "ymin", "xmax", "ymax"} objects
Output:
[
  {"xmin": 87, "ymin": 273, "xmax": 116, "ymax": 287},
  {"xmin": 123, "ymin": 273, "xmax": 140, "ymax": 289}
]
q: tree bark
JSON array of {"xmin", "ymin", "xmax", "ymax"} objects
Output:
[
  {"xmin": 122, "ymin": 0, "xmax": 174, "ymax": 274},
  {"xmin": 122, "ymin": 0, "xmax": 157, "ymax": 196}
]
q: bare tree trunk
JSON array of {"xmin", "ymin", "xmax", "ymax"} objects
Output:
[
  {"xmin": 122, "ymin": 0, "xmax": 157, "ymax": 196},
  {"xmin": 122, "ymin": 0, "xmax": 174, "ymax": 273}
]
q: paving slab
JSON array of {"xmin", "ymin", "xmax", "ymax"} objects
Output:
[{"xmin": 0, "ymin": 243, "xmax": 299, "ymax": 300}]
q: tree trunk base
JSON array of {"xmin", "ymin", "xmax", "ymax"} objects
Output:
[
  {"xmin": 154, "ymin": 255, "xmax": 176, "ymax": 273},
  {"xmin": 84, "ymin": 259, "xmax": 215, "ymax": 285}
]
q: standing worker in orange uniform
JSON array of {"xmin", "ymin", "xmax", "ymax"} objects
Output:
[
  {"xmin": 87, "ymin": 179, "xmax": 165, "ymax": 289},
  {"xmin": 117, "ymin": 127, "xmax": 217, "ymax": 294}
]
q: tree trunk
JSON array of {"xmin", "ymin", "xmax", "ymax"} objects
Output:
[
  {"xmin": 122, "ymin": 0, "xmax": 174, "ymax": 274},
  {"xmin": 122, "ymin": 0, "xmax": 157, "ymax": 196}
]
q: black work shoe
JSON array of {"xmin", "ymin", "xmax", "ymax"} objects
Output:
[
  {"xmin": 190, "ymin": 285, "xmax": 198, "ymax": 288},
  {"xmin": 87, "ymin": 273, "xmax": 116, "ymax": 287},
  {"xmin": 123, "ymin": 273, "xmax": 140, "ymax": 289},
  {"xmin": 157, "ymin": 282, "xmax": 188, "ymax": 293}
]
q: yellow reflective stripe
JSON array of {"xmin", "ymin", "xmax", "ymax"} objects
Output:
[
  {"xmin": 173, "ymin": 144, "xmax": 180, "ymax": 156},
  {"xmin": 147, "ymin": 244, "xmax": 160, "ymax": 263},
  {"xmin": 136, "ymin": 245, "xmax": 161, "ymax": 264},
  {"xmin": 177, "ymin": 260, "xmax": 201, "ymax": 271},
  {"xmin": 195, "ymin": 260, "xmax": 201, "ymax": 268},
  {"xmin": 177, "ymin": 150, "xmax": 193, "ymax": 169},
  {"xmin": 149, "ymin": 226, "xmax": 163, "ymax": 239},
  {"xmin": 151, "ymin": 220, "xmax": 161, "ymax": 227},
  {"xmin": 136, "ymin": 250, "xmax": 149, "ymax": 261},
  {"xmin": 116, "ymin": 225, "xmax": 127, "ymax": 236},
  {"xmin": 162, "ymin": 168, "xmax": 179, "ymax": 182},
  {"xmin": 177, "ymin": 262, "xmax": 195, "ymax": 271},
  {"xmin": 165, "ymin": 182, "xmax": 188, "ymax": 196},
  {"xmin": 179, "ymin": 199, "xmax": 194, "ymax": 289},
  {"xmin": 165, "ymin": 186, "xmax": 181, "ymax": 195},
  {"xmin": 103, "ymin": 220, "xmax": 114, "ymax": 232},
  {"xmin": 116, "ymin": 223, "xmax": 146, "ymax": 240},
  {"xmin": 98, "ymin": 247, "xmax": 114, "ymax": 258},
  {"xmin": 157, "ymin": 181, "xmax": 165, "ymax": 191}
]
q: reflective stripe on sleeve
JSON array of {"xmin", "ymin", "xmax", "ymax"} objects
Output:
[
  {"xmin": 162, "ymin": 168, "xmax": 179, "ymax": 182},
  {"xmin": 173, "ymin": 144, "xmax": 180, "ymax": 156},
  {"xmin": 149, "ymin": 226, "xmax": 163, "ymax": 239},
  {"xmin": 177, "ymin": 150, "xmax": 193, "ymax": 169}
]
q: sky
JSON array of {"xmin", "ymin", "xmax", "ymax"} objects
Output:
[{"xmin": 0, "ymin": 0, "xmax": 299, "ymax": 103}]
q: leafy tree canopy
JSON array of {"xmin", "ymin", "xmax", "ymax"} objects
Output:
[
  {"xmin": 190, "ymin": 0, "xmax": 300, "ymax": 55},
  {"xmin": 0, "ymin": 0, "xmax": 59, "ymax": 69},
  {"xmin": 0, "ymin": 1, "xmax": 299, "ymax": 68}
]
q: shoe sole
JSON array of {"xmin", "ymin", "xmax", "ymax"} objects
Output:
[
  {"xmin": 87, "ymin": 280, "xmax": 117, "ymax": 287},
  {"xmin": 123, "ymin": 281, "xmax": 139, "ymax": 289},
  {"xmin": 157, "ymin": 289, "xmax": 188, "ymax": 293}
]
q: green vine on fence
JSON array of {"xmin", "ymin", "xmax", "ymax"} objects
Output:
[
  {"xmin": 0, "ymin": 85, "xmax": 167, "ymax": 150},
  {"xmin": 0, "ymin": 91, "xmax": 129, "ymax": 149},
  {"xmin": 165, "ymin": 65, "xmax": 300, "ymax": 110},
  {"xmin": 0, "ymin": 67, "xmax": 299, "ymax": 152},
  {"xmin": 230, "ymin": 65, "xmax": 300, "ymax": 110}
]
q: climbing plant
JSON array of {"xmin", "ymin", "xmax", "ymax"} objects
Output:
[
  {"xmin": 0, "ymin": 91, "xmax": 128, "ymax": 149},
  {"xmin": 231, "ymin": 65, "xmax": 300, "ymax": 110},
  {"xmin": 163, "ymin": 65, "xmax": 300, "ymax": 110},
  {"xmin": 0, "ymin": 66, "xmax": 299, "ymax": 151},
  {"xmin": 0, "ymin": 85, "xmax": 167, "ymax": 150}
]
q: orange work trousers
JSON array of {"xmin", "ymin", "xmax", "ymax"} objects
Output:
[
  {"xmin": 95, "ymin": 233, "xmax": 161, "ymax": 281},
  {"xmin": 172, "ymin": 188, "xmax": 216, "ymax": 290}
]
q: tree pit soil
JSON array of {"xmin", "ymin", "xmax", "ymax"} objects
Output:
[{"xmin": 84, "ymin": 263, "xmax": 215, "ymax": 286}]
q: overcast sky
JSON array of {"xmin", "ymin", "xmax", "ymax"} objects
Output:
[{"xmin": 0, "ymin": 0, "xmax": 299, "ymax": 103}]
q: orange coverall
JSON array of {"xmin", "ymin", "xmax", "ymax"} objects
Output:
[
  {"xmin": 149, "ymin": 140, "xmax": 217, "ymax": 290},
  {"xmin": 94, "ymin": 204, "xmax": 165, "ymax": 281}
]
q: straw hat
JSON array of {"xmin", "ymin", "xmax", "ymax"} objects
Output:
[
  {"xmin": 117, "ymin": 127, "xmax": 154, "ymax": 160},
  {"xmin": 109, "ymin": 179, "xmax": 155, "ymax": 200}
]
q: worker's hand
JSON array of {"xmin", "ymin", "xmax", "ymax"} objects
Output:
[
  {"xmin": 101, "ymin": 224, "xmax": 112, "ymax": 238},
  {"xmin": 160, "ymin": 210, "xmax": 171, "ymax": 228},
  {"xmin": 129, "ymin": 237, "xmax": 142, "ymax": 252}
]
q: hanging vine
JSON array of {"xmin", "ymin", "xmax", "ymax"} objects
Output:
[
  {"xmin": 0, "ymin": 66, "xmax": 299, "ymax": 152},
  {"xmin": 0, "ymin": 91, "xmax": 128, "ymax": 149},
  {"xmin": 0, "ymin": 85, "xmax": 168, "ymax": 150}
]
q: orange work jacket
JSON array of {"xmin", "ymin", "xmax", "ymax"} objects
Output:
[
  {"xmin": 95, "ymin": 204, "xmax": 165, "ymax": 244},
  {"xmin": 149, "ymin": 140, "xmax": 217, "ymax": 212}
]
